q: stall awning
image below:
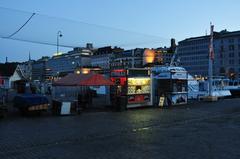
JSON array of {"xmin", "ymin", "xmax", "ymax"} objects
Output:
[
  {"xmin": 53, "ymin": 73, "xmax": 114, "ymax": 86},
  {"xmin": 80, "ymin": 74, "xmax": 114, "ymax": 86}
]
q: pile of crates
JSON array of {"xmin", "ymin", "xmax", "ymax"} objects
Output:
[{"xmin": 13, "ymin": 94, "xmax": 49, "ymax": 115}]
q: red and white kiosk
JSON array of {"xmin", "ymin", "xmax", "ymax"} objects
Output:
[{"xmin": 110, "ymin": 68, "xmax": 152, "ymax": 108}]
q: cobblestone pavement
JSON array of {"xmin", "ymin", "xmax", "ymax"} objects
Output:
[{"xmin": 0, "ymin": 99, "xmax": 240, "ymax": 159}]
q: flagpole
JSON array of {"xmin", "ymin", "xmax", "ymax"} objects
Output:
[{"xmin": 209, "ymin": 23, "xmax": 214, "ymax": 96}]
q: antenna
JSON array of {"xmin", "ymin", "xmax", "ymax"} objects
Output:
[{"xmin": 28, "ymin": 51, "xmax": 31, "ymax": 61}]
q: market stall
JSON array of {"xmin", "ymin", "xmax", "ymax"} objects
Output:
[
  {"xmin": 110, "ymin": 69, "xmax": 152, "ymax": 109},
  {"xmin": 53, "ymin": 73, "xmax": 114, "ymax": 114},
  {"xmin": 152, "ymin": 66, "xmax": 188, "ymax": 107}
]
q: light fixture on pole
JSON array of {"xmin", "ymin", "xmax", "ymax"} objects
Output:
[{"xmin": 57, "ymin": 31, "xmax": 63, "ymax": 54}]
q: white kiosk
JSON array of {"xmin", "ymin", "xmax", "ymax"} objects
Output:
[{"xmin": 152, "ymin": 66, "xmax": 188, "ymax": 107}]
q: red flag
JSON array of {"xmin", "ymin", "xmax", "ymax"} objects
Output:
[
  {"xmin": 209, "ymin": 25, "xmax": 214, "ymax": 60},
  {"xmin": 209, "ymin": 44, "xmax": 214, "ymax": 60}
]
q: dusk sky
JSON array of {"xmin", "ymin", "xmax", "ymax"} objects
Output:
[{"xmin": 0, "ymin": 0, "xmax": 240, "ymax": 62}]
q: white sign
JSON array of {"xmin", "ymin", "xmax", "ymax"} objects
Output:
[
  {"xmin": 61, "ymin": 102, "xmax": 71, "ymax": 115},
  {"xmin": 158, "ymin": 97, "xmax": 165, "ymax": 107},
  {"xmin": 153, "ymin": 72, "xmax": 171, "ymax": 79}
]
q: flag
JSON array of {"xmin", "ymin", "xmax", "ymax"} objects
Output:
[
  {"xmin": 209, "ymin": 24, "xmax": 214, "ymax": 60},
  {"xmin": 209, "ymin": 43, "xmax": 214, "ymax": 60}
]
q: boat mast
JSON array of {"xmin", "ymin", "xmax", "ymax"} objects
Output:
[
  {"xmin": 208, "ymin": 23, "xmax": 214, "ymax": 96},
  {"xmin": 170, "ymin": 47, "xmax": 178, "ymax": 66}
]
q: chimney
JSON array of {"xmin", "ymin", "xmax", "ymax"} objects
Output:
[
  {"xmin": 86, "ymin": 43, "xmax": 93, "ymax": 49},
  {"xmin": 170, "ymin": 38, "xmax": 177, "ymax": 52},
  {"xmin": 171, "ymin": 39, "xmax": 176, "ymax": 48}
]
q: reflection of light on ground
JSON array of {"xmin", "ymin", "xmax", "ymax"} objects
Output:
[{"xmin": 132, "ymin": 127, "xmax": 150, "ymax": 132}]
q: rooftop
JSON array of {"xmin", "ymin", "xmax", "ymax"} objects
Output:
[
  {"xmin": 0, "ymin": 62, "xmax": 19, "ymax": 77},
  {"xmin": 179, "ymin": 30, "xmax": 240, "ymax": 43}
]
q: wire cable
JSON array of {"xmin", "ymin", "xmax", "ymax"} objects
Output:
[
  {"xmin": 0, "ymin": 6, "xmax": 170, "ymax": 49},
  {"xmin": 5, "ymin": 37, "xmax": 75, "ymax": 48},
  {"xmin": 0, "ymin": 6, "xmax": 168, "ymax": 40},
  {"xmin": 4, "ymin": 12, "xmax": 36, "ymax": 38}
]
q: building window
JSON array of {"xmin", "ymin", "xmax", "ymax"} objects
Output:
[
  {"xmin": 229, "ymin": 45, "xmax": 235, "ymax": 51},
  {"xmin": 220, "ymin": 45, "xmax": 224, "ymax": 52},
  {"xmin": 220, "ymin": 53, "xmax": 223, "ymax": 58},
  {"xmin": 229, "ymin": 59, "xmax": 234, "ymax": 65},
  {"xmin": 229, "ymin": 52, "xmax": 235, "ymax": 58},
  {"xmin": 229, "ymin": 39, "xmax": 234, "ymax": 43}
]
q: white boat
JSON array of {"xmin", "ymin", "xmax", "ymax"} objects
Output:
[
  {"xmin": 188, "ymin": 76, "xmax": 231, "ymax": 100},
  {"xmin": 221, "ymin": 79, "xmax": 240, "ymax": 97}
]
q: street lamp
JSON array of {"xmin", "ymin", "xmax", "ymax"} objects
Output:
[{"xmin": 57, "ymin": 31, "xmax": 63, "ymax": 54}]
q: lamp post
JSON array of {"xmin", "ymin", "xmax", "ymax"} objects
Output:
[{"xmin": 57, "ymin": 31, "xmax": 63, "ymax": 54}]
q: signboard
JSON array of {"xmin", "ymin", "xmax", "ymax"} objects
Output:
[
  {"xmin": 110, "ymin": 69, "xmax": 127, "ymax": 77},
  {"xmin": 61, "ymin": 102, "xmax": 71, "ymax": 115},
  {"xmin": 128, "ymin": 94, "xmax": 150, "ymax": 104},
  {"xmin": 171, "ymin": 94, "xmax": 187, "ymax": 105},
  {"xmin": 158, "ymin": 96, "xmax": 165, "ymax": 107},
  {"xmin": 152, "ymin": 67, "xmax": 187, "ymax": 79},
  {"xmin": 153, "ymin": 72, "xmax": 171, "ymax": 79},
  {"xmin": 128, "ymin": 69, "xmax": 149, "ymax": 77},
  {"xmin": 153, "ymin": 72, "xmax": 187, "ymax": 80},
  {"xmin": 111, "ymin": 77, "xmax": 127, "ymax": 86},
  {"xmin": 171, "ymin": 72, "xmax": 187, "ymax": 80}
]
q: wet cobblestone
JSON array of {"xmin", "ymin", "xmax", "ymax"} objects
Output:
[{"xmin": 0, "ymin": 99, "xmax": 240, "ymax": 159}]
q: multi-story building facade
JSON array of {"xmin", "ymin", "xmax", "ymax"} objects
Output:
[
  {"xmin": 91, "ymin": 46, "xmax": 123, "ymax": 70},
  {"xmin": 67, "ymin": 46, "xmax": 93, "ymax": 56},
  {"xmin": 46, "ymin": 52, "xmax": 91, "ymax": 79},
  {"xmin": 178, "ymin": 30, "xmax": 240, "ymax": 79},
  {"xmin": 112, "ymin": 48, "xmax": 145, "ymax": 69},
  {"xmin": 154, "ymin": 48, "xmax": 174, "ymax": 65},
  {"xmin": 31, "ymin": 46, "xmax": 93, "ymax": 82},
  {"xmin": 32, "ymin": 57, "xmax": 48, "ymax": 81},
  {"xmin": 154, "ymin": 38, "xmax": 176, "ymax": 65}
]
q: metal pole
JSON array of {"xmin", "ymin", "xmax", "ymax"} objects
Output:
[
  {"xmin": 57, "ymin": 33, "xmax": 59, "ymax": 54},
  {"xmin": 209, "ymin": 23, "xmax": 214, "ymax": 96},
  {"xmin": 57, "ymin": 31, "xmax": 62, "ymax": 54}
]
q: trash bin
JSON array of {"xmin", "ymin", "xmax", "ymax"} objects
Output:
[{"xmin": 115, "ymin": 96, "xmax": 127, "ymax": 111}]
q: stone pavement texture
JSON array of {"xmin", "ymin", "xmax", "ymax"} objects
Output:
[{"xmin": 0, "ymin": 99, "xmax": 240, "ymax": 159}]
